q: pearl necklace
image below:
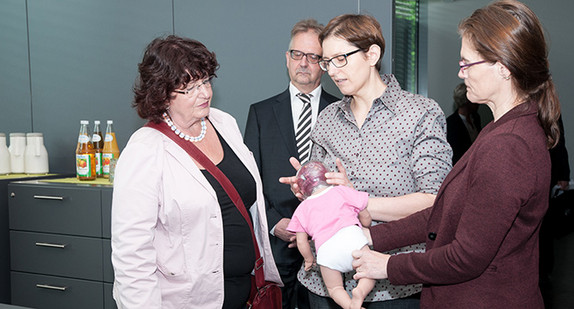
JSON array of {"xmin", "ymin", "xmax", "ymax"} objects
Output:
[{"xmin": 162, "ymin": 112, "xmax": 207, "ymax": 142}]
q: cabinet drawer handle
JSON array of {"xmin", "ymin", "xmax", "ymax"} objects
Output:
[
  {"xmin": 35, "ymin": 242, "xmax": 67, "ymax": 249},
  {"xmin": 33, "ymin": 195, "xmax": 64, "ymax": 200},
  {"xmin": 36, "ymin": 284, "xmax": 67, "ymax": 291}
]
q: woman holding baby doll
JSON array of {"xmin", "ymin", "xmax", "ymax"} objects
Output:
[
  {"xmin": 281, "ymin": 13, "xmax": 452, "ymax": 309},
  {"xmin": 353, "ymin": 1, "xmax": 561, "ymax": 307}
]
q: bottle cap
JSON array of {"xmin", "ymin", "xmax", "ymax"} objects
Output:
[
  {"xmin": 95, "ymin": 120, "xmax": 100, "ymax": 125},
  {"xmin": 80, "ymin": 120, "xmax": 89, "ymax": 125},
  {"xmin": 107, "ymin": 120, "xmax": 113, "ymax": 124}
]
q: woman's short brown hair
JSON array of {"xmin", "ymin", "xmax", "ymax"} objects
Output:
[
  {"xmin": 133, "ymin": 35, "xmax": 219, "ymax": 123},
  {"xmin": 319, "ymin": 14, "xmax": 385, "ymax": 71}
]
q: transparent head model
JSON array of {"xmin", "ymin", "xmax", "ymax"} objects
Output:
[{"xmin": 296, "ymin": 161, "xmax": 331, "ymax": 198}]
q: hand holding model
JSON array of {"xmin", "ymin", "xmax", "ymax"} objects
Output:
[{"xmin": 287, "ymin": 161, "xmax": 375, "ymax": 309}]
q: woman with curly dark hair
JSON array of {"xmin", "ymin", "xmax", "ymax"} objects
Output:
[{"xmin": 111, "ymin": 35, "xmax": 281, "ymax": 308}]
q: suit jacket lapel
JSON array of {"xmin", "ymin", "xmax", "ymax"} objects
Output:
[
  {"xmin": 318, "ymin": 88, "xmax": 331, "ymax": 112},
  {"xmin": 273, "ymin": 89, "xmax": 298, "ymax": 157}
]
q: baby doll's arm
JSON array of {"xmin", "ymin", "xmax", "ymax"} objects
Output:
[
  {"xmin": 358, "ymin": 208, "xmax": 372, "ymax": 228},
  {"xmin": 296, "ymin": 232, "xmax": 315, "ymax": 271}
]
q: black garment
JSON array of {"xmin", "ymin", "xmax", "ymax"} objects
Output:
[
  {"xmin": 540, "ymin": 116, "xmax": 571, "ymax": 309},
  {"xmin": 549, "ymin": 116, "xmax": 571, "ymax": 186},
  {"xmin": 446, "ymin": 111, "xmax": 482, "ymax": 165},
  {"xmin": 201, "ymin": 130, "xmax": 256, "ymax": 309}
]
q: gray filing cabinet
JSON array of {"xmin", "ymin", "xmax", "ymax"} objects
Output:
[
  {"xmin": 1, "ymin": 175, "xmax": 67, "ymax": 305},
  {"xmin": 8, "ymin": 180, "xmax": 116, "ymax": 309}
]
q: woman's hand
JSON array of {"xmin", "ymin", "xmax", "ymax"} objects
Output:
[
  {"xmin": 352, "ymin": 249, "xmax": 390, "ymax": 280},
  {"xmin": 279, "ymin": 157, "xmax": 354, "ymax": 199},
  {"xmin": 325, "ymin": 158, "xmax": 354, "ymax": 189},
  {"xmin": 278, "ymin": 157, "xmax": 304, "ymax": 200}
]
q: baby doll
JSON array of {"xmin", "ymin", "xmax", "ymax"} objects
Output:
[{"xmin": 287, "ymin": 161, "xmax": 375, "ymax": 309}]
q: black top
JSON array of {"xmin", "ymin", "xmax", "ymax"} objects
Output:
[
  {"xmin": 446, "ymin": 111, "xmax": 482, "ymax": 165},
  {"xmin": 200, "ymin": 129, "xmax": 256, "ymax": 309}
]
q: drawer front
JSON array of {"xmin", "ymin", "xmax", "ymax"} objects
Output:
[
  {"xmin": 9, "ymin": 184, "xmax": 102, "ymax": 237},
  {"xmin": 10, "ymin": 231, "xmax": 103, "ymax": 281},
  {"xmin": 104, "ymin": 283, "xmax": 118, "ymax": 309},
  {"xmin": 102, "ymin": 188, "xmax": 112, "ymax": 239},
  {"xmin": 11, "ymin": 272, "xmax": 103, "ymax": 309},
  {"xmin": 103, "ymin": 239, "xmax": 114, "ymax": 283}
]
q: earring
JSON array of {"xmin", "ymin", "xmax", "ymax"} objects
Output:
[{"xmin": 503, "ymin": 75, "xmax": 511, "ymax": 80}]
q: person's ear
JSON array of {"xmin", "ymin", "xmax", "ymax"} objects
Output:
[
  {"xmin": 366, "ymin": 44, "xmax": 381, "ymax": 68},
  {"xmin": 285, "ymin": 51, "xmax": 291, "ymax": 69},
  {"xmin": 497, "ymin": 62, "xmax": 512, "ymax": 80}
]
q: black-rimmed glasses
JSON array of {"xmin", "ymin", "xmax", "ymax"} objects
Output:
[
  {"xmin": 288, "ymin": 49, "xmax": 322, "ymax": 64},
  {"xmin": 174, "ymin": 75, "xmax": 215, "ymax": 95},
  {"xmin": 318, "ymin": 49, "xmax": 363, "ymax": 71},
  {"xmin": 459, "ymin": 60, "xmax": 487, "ymax": 73}
]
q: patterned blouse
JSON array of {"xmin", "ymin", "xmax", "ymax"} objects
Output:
[{"xmin": 298, "ymin": 74, "xmax": 452, "ymax": 301}]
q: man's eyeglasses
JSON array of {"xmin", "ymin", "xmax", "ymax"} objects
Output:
[
  {"xmin": 318, "ymin": 49, "xmax": 363, "ymax": 71},
  {"xmin": 288, "ymin": 49, "xmax": 321, "ymax": 64},
  {"xmin": 459, "ymin": 60, "xmax": 487, "ymax": 73},
  {"xmin": 174, "ymin": 75, "xmax": 215, "ymax": 95}
]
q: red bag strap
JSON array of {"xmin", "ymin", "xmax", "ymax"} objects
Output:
[{"xmin": 145, "ymin": 121, "xmax": 266, "ymax": 288}]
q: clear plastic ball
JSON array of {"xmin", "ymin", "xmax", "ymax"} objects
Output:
[{"xmin": 296, "ymin": 161, "xmax": 330, "ymax": 198}]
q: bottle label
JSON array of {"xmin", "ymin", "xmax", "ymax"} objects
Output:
[
  {"xmin": 78, "ymin": 135, "xmax": 90, "ymax": 143},
  {"xmin": 95, "ymin": 152, "xmax": 102, "ymax": 176},
  {"xmin": 76, "ymin": 154, "xmax": 92, "ymax": 177},
  {"xmin": 92, "ymin": 134, "xmax": 102, "ymax": 142},
  {"xmin": 105, "ymin": 133, "xmax": 113, "ymax": 142},
  {"xmin": 103, "ymin": 153, "xmax": 115, "ymax": 175}
]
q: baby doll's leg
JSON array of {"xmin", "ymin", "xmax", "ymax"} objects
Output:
[
  {"xmin": 320, "ymin": 265, "xmax": 352, "ymax": 309},
  {"xmin": 350, "ymin": 246, "xmax": 376, "ymax": 309}
]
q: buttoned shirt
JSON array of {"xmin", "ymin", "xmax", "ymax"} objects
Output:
[{"xmin": 298, "ymin": 74, "xmax": 452, "ymax": 301}]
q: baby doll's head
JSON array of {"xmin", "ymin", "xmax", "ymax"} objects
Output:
[{"xmin": 296, "ymin": 161, "xmax": 330, "ymax": 198}]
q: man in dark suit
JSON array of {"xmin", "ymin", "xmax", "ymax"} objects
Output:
[
  {"xmin": 539, "ymin": 115, "xmax": 570, "ymax": 309},
  {"xmin": 446, "ymin": 82, "xmax": 482, "ymax": 165},
  {"xmin": 244, "ymin": 19, "xmax": 339, "ymax": 309}
]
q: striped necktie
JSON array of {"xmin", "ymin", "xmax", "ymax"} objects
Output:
[{"xmin": 295, "ymin": 93, "xmax": 312, "ymax": 163}]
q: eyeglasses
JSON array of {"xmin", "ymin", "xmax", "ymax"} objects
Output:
[
  {"xmin": 174, "ymin": 75, "xmax": 215, "ymax": 95},
  {"xmin": 459, "ymin": 60, "xmax": 487, "ymax": 73},
  {"xmin": 288, "ymin": 49, "xmax": 322, "ymax": 64},
  {"xmin": 318, "ymin": 49, "xmax": 363, "ymax": 71}
]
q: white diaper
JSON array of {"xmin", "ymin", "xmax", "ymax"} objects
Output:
[{"xmin": 316, "ymin": 225, "xmax": 368, "ymax": 272}]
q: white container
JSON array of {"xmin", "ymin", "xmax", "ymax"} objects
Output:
[
  {"xmin": 24, "ymin": 132, "xmax": 49, "ymax": 174},
  {"xmin": 0, "ymin": 133, "xmax": 11, "ymax": 174},
  {"xmin": 9, "ymin": 133, "xmax": 26, "ymax": 173}
]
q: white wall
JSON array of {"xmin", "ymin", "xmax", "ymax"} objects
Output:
[{"xmin": 426, "ymin": 0, "xmax": 573, "ymax": 178}]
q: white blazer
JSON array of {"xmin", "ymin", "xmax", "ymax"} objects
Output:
[{"xmin": 111, "ymin": 108, "xmax": 282, "ymax": 309}]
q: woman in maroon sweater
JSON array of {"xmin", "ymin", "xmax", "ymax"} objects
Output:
[{"xmin": 352, "ymin": 1, "xmax": 562, "ymax": 308}]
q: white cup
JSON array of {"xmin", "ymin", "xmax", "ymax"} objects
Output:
[
  {"xmin": 9, "ymin": 133, "xmax": 26, "ymax": 173},
  {"xmin": 0, "ymin": 133, "xmax": 11, "ymax": 174},
  {"xmin": 24, "ymin": 132, "xmax": 49, "ymax": 174}
]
